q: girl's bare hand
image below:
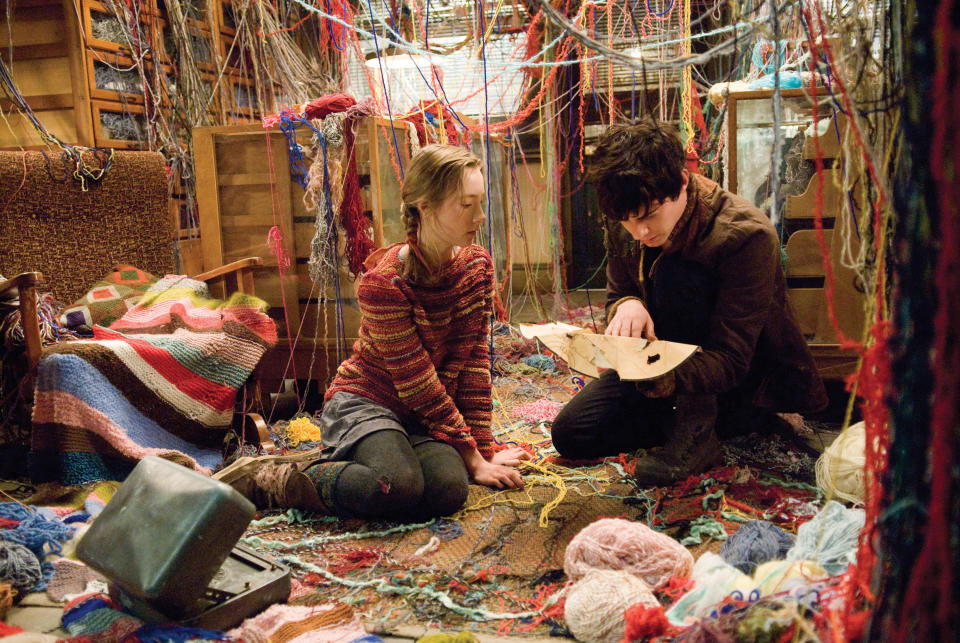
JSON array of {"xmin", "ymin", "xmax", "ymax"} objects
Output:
[
  {"xmin": 471, "ymin": 459, "xmax": 524, "ymax": 489},
  {"xmin": 490, "ymin": 446, "xmax": 532, "ymax": 467}
]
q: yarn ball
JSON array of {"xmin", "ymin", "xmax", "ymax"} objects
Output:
[
  {"xmin": 0, "ymin": 540, "xmax": 42, "ymax": 595},
  {"xmin": 786, "ymin": 500, "xmax": 864, "ymax": 575},
  {"xmin": 564, "ymin": 569, "xmax": 659, "ymax": 643},
  {"xmin": 564, "ymin": 518, "xmax": 693, "ymax": 588},
  {"xmin": 752, "ymin": 559, "xmax": 827, "ymax": 596},
  {"xmin": 815, "ymin": 421, "xmax": 866, "ymax": 503},
  {"xmin": 665, "ymin": 552, "xmax": 752, "ymax": 626},
  {"xmin": 719, "ymin": 520, "xmax": 796, "ymax": 574},
  {"xmin": 521, "ymin": 354, "xmax": 556, "ymax": 371}
]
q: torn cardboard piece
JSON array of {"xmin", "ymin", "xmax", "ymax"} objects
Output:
[{"xmin": 519, "ymin": 322, "xmax": 699, "ymax": 381}]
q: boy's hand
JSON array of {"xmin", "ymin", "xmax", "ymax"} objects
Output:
[{"xmin": 606, "ymin": 299, "xmax": 657, "ymax": 340}]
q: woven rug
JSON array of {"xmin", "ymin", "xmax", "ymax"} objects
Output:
[{"xmin": 241, "ymin": 320, "xmax": 827, "ymax": 638}]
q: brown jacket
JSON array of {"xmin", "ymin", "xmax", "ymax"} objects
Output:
[{"xmin": 605, "ymin": 174, "xmax": 827, "ymax": 414}]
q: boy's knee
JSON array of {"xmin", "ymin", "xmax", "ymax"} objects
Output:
[{"xmin": 550, "ymin": 411, "xmax": 577, "ymax": 456}]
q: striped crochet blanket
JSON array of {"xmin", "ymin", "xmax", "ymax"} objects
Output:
[{"xmin": 30, "ymin": 276, "xmax": 277, "ymax": 486}]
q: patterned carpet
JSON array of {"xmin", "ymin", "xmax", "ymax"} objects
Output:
[
  {"xmin": 2, "ymin": 311, "xmax": 834, "ymax": 639},
  {"xmin": 240, "ymin": 320, "xmax": 828, "ymax": 638}
]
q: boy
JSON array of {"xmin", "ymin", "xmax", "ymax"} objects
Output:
[{"xmin": 551, "ymin": 117, "xmax": 827, "ymax": 485}]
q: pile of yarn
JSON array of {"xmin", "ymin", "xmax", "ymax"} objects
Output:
[
  {"xmin": 521, "ymin": 353, "xmax": 556, "ymax": 372},
  {"xmin": 510, "ymin": 399, "xmax": 565, "ymax": 423},
  {"xmin": 667, "ymin": 502, "xmax": 865, "ymax": 628},
  {"xmin": 0, "ymin": 501, "xmax": 74, "ymax": 594},
  {"xmin": 562, "ymin": 518, "xmax": 693, "ymax": 643},
  {"xmin": 285, "ymin": 415, "xmax": 324, "ymax": 447}
]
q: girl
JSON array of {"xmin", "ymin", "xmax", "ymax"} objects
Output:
[{"xmin": 218, "ymin": 144, "xmax": 528, "ymax": 520}]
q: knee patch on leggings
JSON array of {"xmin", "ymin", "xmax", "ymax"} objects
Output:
[{"xmin": 331, "ymin": 461, "xmax": 424, "ymax": 519}]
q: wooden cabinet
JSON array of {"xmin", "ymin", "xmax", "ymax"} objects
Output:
[
  {"xmin": 213, "ymin": 0, "xmax": 237, "ymax": 35},
  {"xmin": 193, "ymin": 120, "xmax": 515, "ymax": 395},
  {"xmin": 0, "ymin": 0, "xmax": 93, "ymax": 149},
  {"xmin": 726, "ymin": 88, "xmax": 865, "ymax": 378},
  {"xmin": 81, "ymin": 0, "xmax": 152, "ymax": 55}
]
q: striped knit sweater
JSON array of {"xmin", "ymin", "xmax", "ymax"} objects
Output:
[{"xmin": 324, "ymin": 243, "xmax": 495, "ymax": 457}]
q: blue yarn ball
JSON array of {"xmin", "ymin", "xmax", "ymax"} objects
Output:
[
  {"xmin": 521, "ymin": 354, "xmax": 556, "ymax": 371},
  {"xmin": 0, "ymin": 539, "xmax": 43, "ymax": 595},
  {"xmin": 719, "ymin": 520, "xmax": 795, "ymax": 575}
]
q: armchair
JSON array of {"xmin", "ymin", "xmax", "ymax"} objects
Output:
[
  {"xmin": 0, "ymin": 151, "xmax": 274, "ymax": 483},
  {"xmin": 0, "ymin": 257, "xmax": 263, "ymax": 383}
]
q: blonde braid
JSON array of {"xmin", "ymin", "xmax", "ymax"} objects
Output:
[{"xmin": 400, "ymin": 202, "xmax": 436, "ymax": 283}]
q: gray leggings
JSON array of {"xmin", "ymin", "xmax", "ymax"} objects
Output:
[{"xmin": 333, "ymin": 429, "xmax": 469, "ymax": 521}]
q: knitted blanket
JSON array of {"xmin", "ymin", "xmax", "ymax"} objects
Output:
[{"xmin": 30, "ymin": 276, "xmax": 277, "ymax": 486}]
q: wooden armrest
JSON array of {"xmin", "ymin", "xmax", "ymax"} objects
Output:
[
  {"xmin": 192, "ymin": 257, "xmax": 262, "ymax": 297},
  {"xmin": 192, "ymin": 257, "xmax": 263, "ymax": 282},
  {"xmin": 0, "ymin": 271, "xmax": 44, "ymax": 373},
  {"xmin": 0, "ymin": 271, "xmax": 44, "ymax": 300}
]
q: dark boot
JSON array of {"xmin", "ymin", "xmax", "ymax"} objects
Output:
[{"xmin": 632, "ymin": 394, "xmax": 723, "ymax": 486}]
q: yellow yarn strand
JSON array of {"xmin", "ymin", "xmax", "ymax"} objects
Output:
[
  {"xmin": 454, "ymin": 458, "xmax": 594, "ymax": 528},
  {"xmin": 481, "ymin": 0, "xmax": 509, "ymax": 44},
  {"xmin": 680, "ymin": 0, "xmax": 694, "ymax": 148},
  {"xmin": 525, "ymin": 459, "xmax": 568, "ymax": 527}
]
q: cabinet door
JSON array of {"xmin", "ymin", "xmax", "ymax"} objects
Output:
[
  {"xmin": 726, "ymin": 88, "xmax": 835, "ymax": 213},
  {"xmin": 726, "ymin": 89, "xmax": 864, "ymax": 377}
]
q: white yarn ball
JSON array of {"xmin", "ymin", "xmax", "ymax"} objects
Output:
[
  {"xmin": 664, "ymin": 552, "xmax": 752, "ymax": 625},
  {"xmin": 815, "ymin": 421, "xmax": 866, "ymax": 503},
  {"xmin": 563, "ymin": 517, "xmax": 694, "ymax": 588},
  {"xmin": 564, "ymin": 569, "xmax": 659, "ymax": 643}
]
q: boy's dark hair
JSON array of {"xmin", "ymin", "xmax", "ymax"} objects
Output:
[{"xmin": 587, "ymin": 117, "xmax": 686, "ymax": 221}]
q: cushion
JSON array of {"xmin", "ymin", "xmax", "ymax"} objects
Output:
[{"xmin": 59, "ymin": 265, "xmax": 158, "ymax": 330}]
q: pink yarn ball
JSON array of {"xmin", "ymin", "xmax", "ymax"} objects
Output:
[{"xmin": 563, "ymin": 517, "xmax": 694, "ymax": 588}]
